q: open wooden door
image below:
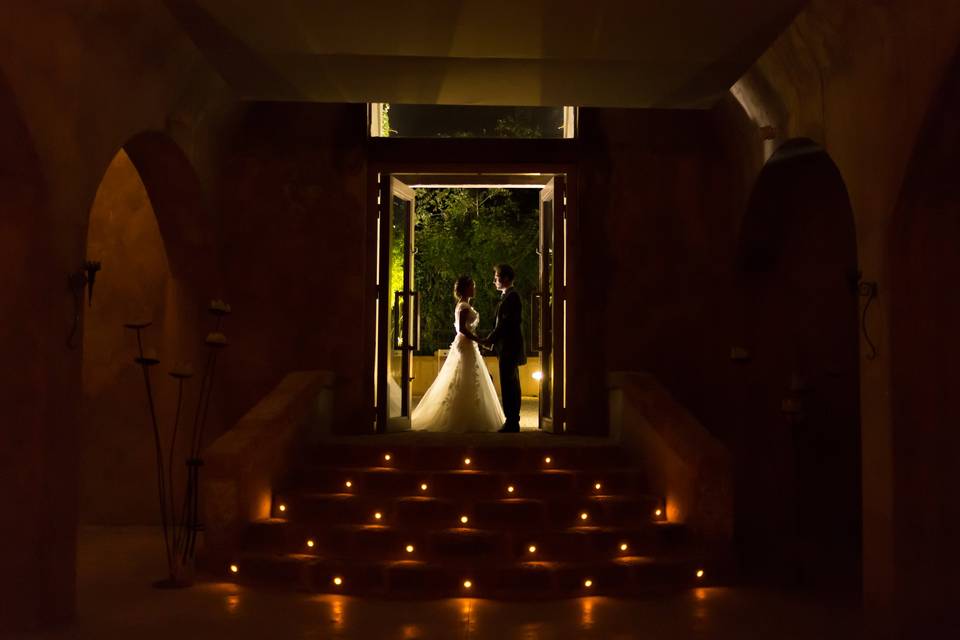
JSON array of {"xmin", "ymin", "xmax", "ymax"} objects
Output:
[
  {"xmin": 537, "ymin": 176, "xmax": 565, "ymax": 432},
  {"xmin": 375, "ymin": 176, "xmax": 418, "ymax": 433}
]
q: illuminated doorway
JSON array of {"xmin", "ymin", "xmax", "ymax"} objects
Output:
[{"xmin": 373, "ymin": 173, "xmax": 568, "ymax": 434}]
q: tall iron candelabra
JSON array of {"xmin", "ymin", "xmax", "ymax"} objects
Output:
[{"xmin": 126, "ymin": 299, "xmax": 231, "ymax": 588}]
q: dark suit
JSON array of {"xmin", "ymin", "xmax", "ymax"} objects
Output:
[{"xmin": 488, "ymin": 288, "xmax": 526, "ymax": 428}]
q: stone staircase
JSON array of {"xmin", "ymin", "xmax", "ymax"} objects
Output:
[{"xmin": 229, "ymin": 437, "xmax": 707, "ymax": 598}]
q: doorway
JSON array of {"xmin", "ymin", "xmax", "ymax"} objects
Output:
[{"xmin": 373, "ymin": 173, "xmax": 568, "ymax": 435}]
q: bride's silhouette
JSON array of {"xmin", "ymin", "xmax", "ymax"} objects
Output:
[{"xmin": 412, "ymin": 275, "xmax": 505, "ymax": 432}]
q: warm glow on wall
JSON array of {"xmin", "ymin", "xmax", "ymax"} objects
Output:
[{"xmin": 532, "ymin": 370, "xmax": 544, "ymax": 381}]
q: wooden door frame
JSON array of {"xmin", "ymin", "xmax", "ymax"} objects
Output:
[{"xmin": 363, "ymin": 139, "xmax": 582, "ymax": 434}]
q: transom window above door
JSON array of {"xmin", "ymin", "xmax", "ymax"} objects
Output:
[{"xmin": 369, "ymin": 104, "xmax": 576, "ymax": 139}]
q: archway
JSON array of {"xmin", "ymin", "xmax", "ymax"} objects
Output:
[
  {"xmin": 81, "ymin": 133, "xmax": 218, "ymax": 526},
  {"xmin": 889, "ymin": 52, "xmax": 960, "ymax": 629},
  {"xmin": 734, "ymin": 139, "xmax": 861, "ymax": 589}
]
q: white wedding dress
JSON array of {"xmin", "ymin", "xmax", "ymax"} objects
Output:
[{"xmin": 412, "ymin": 302, "xmax": 505, "ymax": 432}]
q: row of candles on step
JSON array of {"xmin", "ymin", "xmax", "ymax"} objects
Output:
[
  {"xmin": 227, "ymin": 562, "xmax": 706, "ymax": 589},
  {"xmin": 277, "ymin": 500, "xmax": 663, "ymax": 524}
]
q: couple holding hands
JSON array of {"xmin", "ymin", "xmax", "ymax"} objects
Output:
[{"xmin": 413, "ymin": 264, "xmax": 526, "ymax": 433}]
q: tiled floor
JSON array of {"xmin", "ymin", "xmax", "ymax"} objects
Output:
[{"xmin": 21, "ymin": 527, "xmax": 865, "ymax": 639}]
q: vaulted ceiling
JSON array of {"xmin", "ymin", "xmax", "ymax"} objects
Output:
[{"xmin": 164, "ymin": 0, "xmax": 808, "ymax": 108}]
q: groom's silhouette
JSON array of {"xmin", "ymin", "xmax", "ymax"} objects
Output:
[{"xmin": 485, "ymin": 264, "xmax": 526, "ymax": 432}]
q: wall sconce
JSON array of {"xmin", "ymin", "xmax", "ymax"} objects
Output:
[
  {"xmin": 849, "ymin": 270, "xmax": 879, "ymax": 360},
  {"xmin": 67, "ymin": 260, "xmax": 102, "ymax": 349}
]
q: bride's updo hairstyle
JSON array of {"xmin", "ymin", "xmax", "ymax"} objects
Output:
[{"xmin": 453, "ymin": 275, "xmax": 474, "ymax": 301}]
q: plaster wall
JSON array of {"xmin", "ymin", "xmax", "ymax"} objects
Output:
[
  {"xmin": 0, "ymin": 1, "xmax": 233, "ymax": 631},
  {"xmin": 724, "ymin": 0, "xmax": 960, "ymax": 627},
  {"xmin": 889, "ymin": 52, "xmax": 960, "ymax": 633}
]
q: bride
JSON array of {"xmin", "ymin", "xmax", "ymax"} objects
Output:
[{"xmin": 412, "ymin": 275, "xmax": 505, "ymax": 432}]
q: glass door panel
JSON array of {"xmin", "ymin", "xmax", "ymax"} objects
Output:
[
  {"xmin": 538, "ymin": 177, "xmax": 565, "ymax": 432},
  {"xmin": 377, "ymin": 177, "xmax": 416, "ymax": 432}
]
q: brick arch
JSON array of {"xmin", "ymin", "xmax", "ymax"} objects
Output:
[
  {"xmin": 733, "ymin": 138, "xmax": 861, "ymax": 589},
  {"xmin": 888, "ymin": 50, "xmax": 960, "ymax": 631}
]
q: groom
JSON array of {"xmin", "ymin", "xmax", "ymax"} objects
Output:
[{"xmin": 483, "ymin": 264, "xmax": 526, "ymax": 432}]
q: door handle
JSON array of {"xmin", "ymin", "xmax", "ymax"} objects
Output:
[
  {"xmin": 530, "ymin": 291, "xmax": 543, "ymax": 352},
  {"xmin": 412, "ymin": 290, "xmax": 421, "ymax": 352},
  {"xmin": 392, "ymin": 290, "xmax": 404, "ymax": 351}
]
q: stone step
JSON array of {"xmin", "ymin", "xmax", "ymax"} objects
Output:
[
  {"xmin": 292, "ymin": 467, "xmax": 648, "ymax": 498},
  {"xmin": 233, "ymin": 551, "xmax": 703, "ymax": 598},
  {"xmin": 243, "ymin": 519, "xmax": 688, "ymax": 562},
  {"xmin": 301, "ymin": 444, "xmax": 631, "ymax": 471},
  {"xmin": 273, "ymin": 491, "xmax": 664, "ymax": 528}
]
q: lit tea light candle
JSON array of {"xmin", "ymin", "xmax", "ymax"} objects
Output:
[
  {"xmin": 463, "ymin": 580, "xmax": 472, "ymax": 589},
  {"xmin": 278, "ymin": 503, "xmax": 287, "ymax": 513},
  {"xmin": 333, "ymin": 576, "xmax": 343, "ymax": 586},
  {"xmin": 594, "ymin": 482, "xmax": 602, "ymax": 491},
  {"xmin": 406, "ymin": 544, "xmax": 415, "ymax": 553},
  {"xmin": 229, "ymin": 564, "xmax": 239, "ymax": 574},
  {"xmin": 307, "ymin": 539, "xmax": 315, "ymax": 548},
  {"xmin": 384, "ymin": 453, "xmax": 392, "ymax": 462},
  {"xmin": 507, "ymin": 485, "xmax": 515, "ymax": 494},
  {"xmin": 580, "ymin": 512, "xmax": 589, "ymax": 521},
  {"xmin": 344, "ymin": 480, "xmax": 353, "ymax": 489},
  {"xmin": 374, "ymin": 511, "xmax": 383, "ymax": 521},
  {"xmin": 696, "ymin": 569, "xmax": 705, "ymax": 579},
  {"xmin": 544, "ymin": 456, "xmax": 552, "ymax": 464},
  {"xmin": 464, "ymin": 457, "xmax": 472, "ymax": 466},
  {"xmin": 584, "ymin": 579, "xmax": 593, "ymax": 588},
  {"xmin": 528, "ymin": 545, "xmax": 537, "ymax": 554},
  {"xmin": 620, "ymin": 542, "xmax": 628, "ymax": 552},
  {"xmin": 420, "ymin": 483, "xmax": 428, "ymax": 491},
  {"xmin": 460, "ymin": 515, "xmax": 469, "ymax": 525}
]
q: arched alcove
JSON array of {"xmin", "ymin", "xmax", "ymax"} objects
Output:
[
  {"xmin": 734, "ymin": 139, "xmax": 861, "ymax": 589},
  {"xmin": 81, "ymin": 134, "xmax": 218, "ymax": 525},
  {"xmin": 889, "ymin": 52, "xmax": 960, "ymax": 628}
]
